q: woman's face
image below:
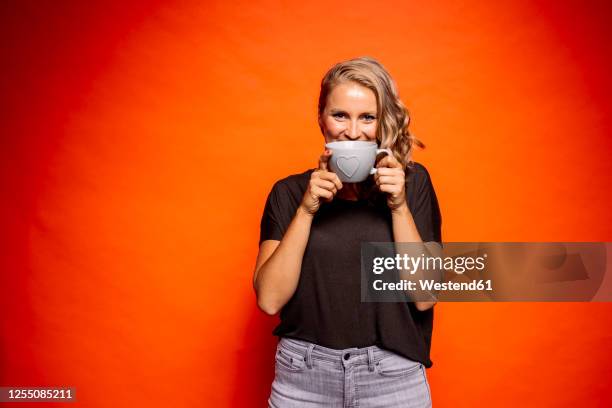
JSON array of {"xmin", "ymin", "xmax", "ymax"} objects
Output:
[{"xmin": 319, "ymin": 81, "xmax": 378, "ymax": 143}]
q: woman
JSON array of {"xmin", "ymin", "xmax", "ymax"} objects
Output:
[{"xmin": 253, "ymin": 56, "xmax": 442, "ymax": 407}]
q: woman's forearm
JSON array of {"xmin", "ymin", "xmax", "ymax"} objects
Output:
[
  {"xmin": 391, "ymin": 203, "xmax": 421, "ymax": 242},
  {"xmin": 390, "ymin": 203, "xmax": 437, "ymax": 311},
  {"xmin": 255, "ymin": 206, "xmax": 313, "ymax": 315}
]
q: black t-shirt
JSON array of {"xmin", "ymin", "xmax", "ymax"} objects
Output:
[{"xmin": 258, "ymin": 162, "xmax": 442, "ymax": 368}]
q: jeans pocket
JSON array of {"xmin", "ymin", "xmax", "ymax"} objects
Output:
[
  {"xmin": 275, "ymin": 348, "xmax": 306, "ymax": 373},
  {"xmin": 375, "ymin": 353, "xmax": 422, "ymax": 378}
]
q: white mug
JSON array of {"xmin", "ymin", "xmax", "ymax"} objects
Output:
[{"xmin": 325, "ymin": 141, "xmax": 392, "ymax": 182}]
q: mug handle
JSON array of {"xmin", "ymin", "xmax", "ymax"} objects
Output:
[{"xmin": 370, "ymin": 148, "xmax": 393, "ymax": 175}]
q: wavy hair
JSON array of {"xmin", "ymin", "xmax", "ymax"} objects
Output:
[{"xmin": 317, "ymin": 56, "xmax": 425, "ymax": 171}]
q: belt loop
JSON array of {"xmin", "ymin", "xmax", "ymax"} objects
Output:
[
  {"xmin": 367, "ymin": 347, "xmax": 375, "ymax": 372},
  {"xmin": 305, "ymin": 344, "xmax": 315, "ymax": 369}
]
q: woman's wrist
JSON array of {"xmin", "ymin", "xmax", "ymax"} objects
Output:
[
  {"xmin": 297, "ymin": 205, "xmax": 315, "ymax": 219},
  {"xmin": 390, "ymin": 202, "xmax": 410, "ymax": 217}
]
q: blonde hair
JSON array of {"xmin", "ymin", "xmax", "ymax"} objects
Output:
[{"xmin": 317, "ymin": 56, "xmax": 425, "ymax": 170}]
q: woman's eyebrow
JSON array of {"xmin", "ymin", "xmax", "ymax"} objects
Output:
[{"xmin": 329, "ymin": 108, "xmax": 377, "ymax": 115}]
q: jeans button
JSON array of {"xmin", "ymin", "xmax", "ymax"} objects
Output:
[{"xmin": 343, "ymin": 353, "xmax": 350, "ymax": 360}]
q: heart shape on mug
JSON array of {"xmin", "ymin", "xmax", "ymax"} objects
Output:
[{"xmin": 336, "ymin": 155, "xmax": 360, "ymax": 178}]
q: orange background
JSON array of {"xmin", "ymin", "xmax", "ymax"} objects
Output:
[{"xmin": 1, "ymin": 0, "xmax": 611, "ymax": 406}]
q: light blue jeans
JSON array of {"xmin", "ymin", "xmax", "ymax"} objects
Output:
[{"xmin": 268, "ymin": 337, "xmax": 432, "ymax": 407}]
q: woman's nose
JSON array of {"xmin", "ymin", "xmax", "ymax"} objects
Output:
[{"xmin": 343, "ymin": 122, "xmax": 366, "ymax": 140}]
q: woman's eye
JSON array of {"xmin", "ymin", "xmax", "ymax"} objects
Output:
[{"xmin": 332, "ymin": 113, "xmax": 376, "ymax": 120}]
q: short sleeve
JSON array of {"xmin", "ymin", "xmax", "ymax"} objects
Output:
[
  {"xmin": 259, "ymin": 181, "xmax": 289, "ymax": 245},
  {"xmin": 407, "ymin": 164, "xmax": 442, "ymax": 244}
]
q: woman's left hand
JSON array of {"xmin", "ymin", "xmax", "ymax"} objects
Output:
[{"xmin": 374, "ymin": 153, "xmax": 407, "ymax": 213}]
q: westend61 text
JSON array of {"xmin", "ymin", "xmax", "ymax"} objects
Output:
[{"xmin": 373, "ymin": 279, "xmax": 493, "ymax": 291}]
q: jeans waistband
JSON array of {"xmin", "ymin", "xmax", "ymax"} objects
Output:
[{"xmin": 278, "ymin": 337, "xmax": 395, "ymax": 371}]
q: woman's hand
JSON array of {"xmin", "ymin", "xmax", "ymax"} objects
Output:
[
  {"xmin": 300, "ymin": 149, "xmax": 343, "ymax": 216},
  {"xmin": 374, "ymin": 153, "xmax": 407, "ymax": 213}
]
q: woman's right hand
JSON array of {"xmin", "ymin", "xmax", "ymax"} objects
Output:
[{"xmin": 300, "ymin": 149, "xmax": 343, "ymax": 215}]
